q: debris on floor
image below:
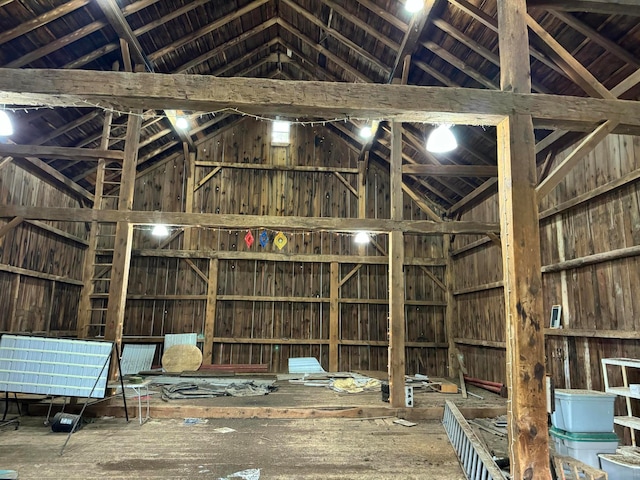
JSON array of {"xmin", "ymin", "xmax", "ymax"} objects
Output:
[
  {"xmin": 160, "ymin": 381, "xmax": 277, "ymax": 400},
  {"xmin": 329, "ymin": 377, "xmax": 381, "ymax": 393},
  {"xmin": 393, "ymin": 419, "xmax": 417, "ymax": 427},
  {"xmin": 183, "ymin": 418, "xmax": 208, "ymax": 425},
  {"xmin": 213, "ymin": 427, "xmax": 236, "ymax": 434},
  {"xmin": 218, "ymin": 468, "xmax": 260, "ymax": 480}
]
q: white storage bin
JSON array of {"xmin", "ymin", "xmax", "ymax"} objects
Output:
[
  {"xmin": 551, "ymin": 389, "xmax": 616, "ymax": 433},
  {"xmin": 599, "ymin": 454, "xmax": 640, "ymax": 480},
  {"xmin": 550, "ymin": 427, "xmax": 618, "ymax": 469}
]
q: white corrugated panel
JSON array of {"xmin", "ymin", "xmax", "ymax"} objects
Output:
[
  {"xmin": 164, "ymin": 333, "xmax": 197, "ymax": 352},
  {"xmin": 288, "ymin": 357, "xmax": 325, "ymax": 374},
  {"xmin": 120, "ymin": 344, "xmax": 156, "ymax": 375},
  {"xmin": 0, "ymin": 335, "xmax": 112, "ymax": 398}
]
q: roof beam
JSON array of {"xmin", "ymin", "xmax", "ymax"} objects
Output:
[
  {"xmin": 354, "ymin": 0, "xmax": 409, "ymax": 32},
  {"xmin": 276, "ymin": 19, "xmax": 373, "ymax": 82},
  {"xmin": 1, "ymin": 69, "xmax": 638, "ymax": 132},
  {"xmin": 0, "ymin": 205, "xmax": 499, "ymax": 235},
  {"xmin": 281, "ymin": 0, "xmax": 391, "ymax": 74},
  {"xmin": 0, "ymin": 0, "xmax": 90, "ymax": 46},
  {"xmin": 527, "ymin": 0, "xmax": 640, "ymax": 16},
  {"xmin": 95, "ymin": 0, "xmax": 152, "ymax": 70},
  {"xmin": 148, "ymin": 0, "xmax": 270, "ymax": 62},
  {"xmin": 526, "ymin": 14, "xmax": 614, "ymax": 99},
  {"xmin": 319, "ymin": 0, "xmax": 400, "ymax": 51},
  {"xmin": 548, "ymin": 11, "xmax": 640, "ymax": 69},
  {"xmin": 447, "ymin": 0, "xmax": 572, "ymax": 82},
  {"xmin": 3, "ymin": 0, "xmax": 161, "ymax": 68},
  {"xmin": 389, "ymin": 0, "xmax": 437, "ymax": 80}
]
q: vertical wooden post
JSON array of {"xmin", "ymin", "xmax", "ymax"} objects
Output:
[
  {"xmin": 203, "ymin": 257, "xmax": 219, "ymax": 365},
  {"xmin": 497, "ymin": 1, "xmax": 550, "ymax": 477},
  {"xmin": 329, "ymin": 262, "xmax": 339, "ymax": 372},
  {"xmin": 104, "ymin": 110, "xmax": 141, "ymax": 378},
  {"xmin": 45, "ymin": 281, "xmax": 56, "ymax": 334},
  {"xmin": 388, "ymin": 121, "xmax": 406, "ymax": 407},
  {"xmin": 357, "ymin": 159, "xmax": 367, "ymax": 255},
  {"xmin": 444, "ymin": 234, "xmax": 457, "ymax": 378},
  {"xmin": 77, "ymin": 111, "xmax": 113, "ymax": 338},
  {"xmin": 183, "ymin": 144, "xmax": 196, "ymax": 250}
]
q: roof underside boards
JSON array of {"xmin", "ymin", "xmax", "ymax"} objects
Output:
[{"xmin": 0, "ymin": 0, "xmax": 638, "ymax": 209}]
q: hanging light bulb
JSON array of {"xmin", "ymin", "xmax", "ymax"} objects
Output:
[
  {"xmin": 354, "ymin": 232, "xmax": 370, "ymax": 244},
  {"xmin": 359, "ymin": 126, "xmax": 373, "ymax": 139},
  {"xmin": 151, "ymin": 224, "xmax": 169, "ymax": 237},
  {"xmin": 426, "ymin": 125, "xmax": 457, "ymax": 153},
  {"xmin": 176, "ymin": 116, "xmax": 189, "ymax": 130},
  {"xmin": 0, "ymin": 110, "xmax": 13, "ymax": 136},
  {"xmin": 405, "ymin": 0, "xmax": 424, "ymax": 13}
]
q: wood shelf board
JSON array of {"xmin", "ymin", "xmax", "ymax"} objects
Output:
[
  {"xmin": 602, "ymin": 358, "xmax": 640, "ymax": 368},
  {"xmin": 614, "ymin": 416, "xmax": 640, "ymax": 430}
]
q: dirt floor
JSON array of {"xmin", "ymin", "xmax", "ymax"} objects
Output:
[{"xmin": 0, "ymin": 416, "xmax": 466, "ymax": 479}]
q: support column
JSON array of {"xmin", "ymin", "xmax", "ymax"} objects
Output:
[
  {"xmin": 104, "ymin": 110, "xmax": 141, "ymax": 379},
  {"xmin": 497, "ymin": 0, "xmax": 550, "ymax": 477},
  {"xmin": 388, "ymin": 121, "xmax": 406, "ymax": 407},
  {"xmin": 203, "ymin": 257, "xmax": 218, "ymax": 365},
  {"xmin": 329, "ymin": 262, "xmax": 339, "ymax": 372}
]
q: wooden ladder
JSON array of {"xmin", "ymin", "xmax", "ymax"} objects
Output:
[{"xmin": 77, "ymin": 111, "xmax": 123, "ymax": 338}]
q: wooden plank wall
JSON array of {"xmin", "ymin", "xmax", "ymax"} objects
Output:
[
  {"xmin": 452, "ymin": 134, "xmax": 640, "ymax": 401},
  {"xmin": 0, "ymin": 161, "xmax": 85, "ymax": 334},
  {"xmin": 122, "ymin": 119, "xmax": 447, "ymax": 373}
]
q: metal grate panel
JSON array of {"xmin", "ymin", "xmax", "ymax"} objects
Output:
[{"xmin": 0, "ymin": 335, "xmax": 112, "ymax": 398}]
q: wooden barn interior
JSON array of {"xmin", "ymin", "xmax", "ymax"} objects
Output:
[{"xmin": 0, "ymin": 0, "xmax": 640, "ymax": 478}]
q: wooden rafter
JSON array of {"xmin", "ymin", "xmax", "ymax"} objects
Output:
[
  {"xmin": 0, "ymin": 0, "xmax": 90, "ymax": 46},
  {"xmin": 548, "ymin": 11, "xmax": 640, "ymax": 69},
  {"xmin": 526, "ymin": 14, "xmax": 614, "ymax": 99},
  {"xmin": 528, "ymin": 0, "xmax": 640, "ymax": 16}
]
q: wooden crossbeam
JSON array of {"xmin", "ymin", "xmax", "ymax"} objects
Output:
[
  {"xmin": 403, "ymin": 165, "xmax": 498, "ymax": 177},
  {"xmin": 0, "ymin": 144, "xmax": 123, "ymax": 162},
  {"xmin": 0, "ymin": 206, "xmax": 500, "ymax": 235},
  {"xmin": 1, "ymin": 70, "xmax": 637, "ymax": 131}
]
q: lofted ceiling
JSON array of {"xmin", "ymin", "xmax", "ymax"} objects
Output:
[{"xmin": 0, "ymin": 0, "xmax": 639, "ymax": 214}]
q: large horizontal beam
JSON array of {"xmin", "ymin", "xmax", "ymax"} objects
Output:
[
  {"xmin": 0, "ymin": 206, "xmax": 500, "ymax": 235},
  {"xmin": 0, "ymin": 144, "xmax": 123, "ymax": 162},
  {"xmin": 0, "ymin": 69, "xmax": 638, "ymax": 132}
]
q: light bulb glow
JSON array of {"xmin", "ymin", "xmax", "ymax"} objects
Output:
[
  {"xmin": 405, "ymin": 0, "xmax": 424, "ymax": 13},
  {"xmin": 0, "ymin": 110, "xmax": 13, "ymax": 136},
  {"xmin": 176, "ymin": 117, "xmax": 189, "ymax": 130},
  {"xmin": 360, "ymin": 126, "xmax": 373, "ymax": 139},
  {"xmin": 354, "ymin": 232, "xmax": 370, "ymax": 244},
  {"xmin": 426, "ymin": 125, "xmax": 457, "ymax": 153},
  {"xmin": 152, "ymin": 224, "xmax": 169, "ymax": 237}
]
